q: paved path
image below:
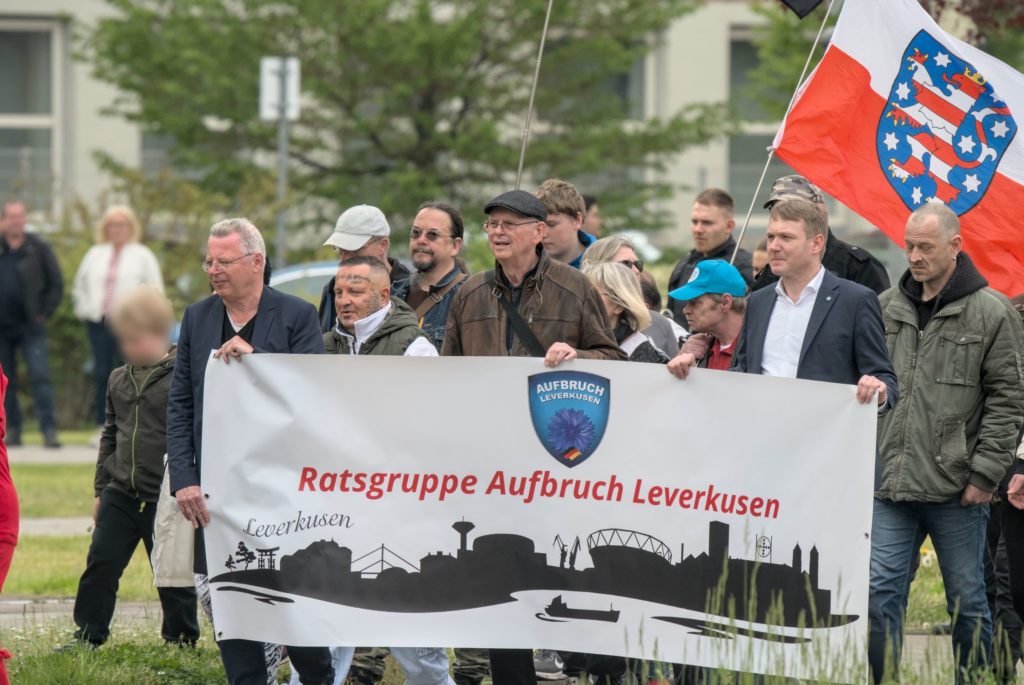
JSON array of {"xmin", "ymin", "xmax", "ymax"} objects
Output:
[
  {"xmin": 7, "ymin": 444, "xmax": 95, "ymax": 465},
  {"xmin": 19, "ymin": 517, "xmax": 93, "ymax": 537}
]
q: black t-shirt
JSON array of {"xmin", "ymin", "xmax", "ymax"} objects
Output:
[
  {"xmin": 0, "ymin": 246, "xmax": 26, "ymax": 332},
  {"xmin": 221, "ymin": 310, "xmax": 257, "ymax": 345}
]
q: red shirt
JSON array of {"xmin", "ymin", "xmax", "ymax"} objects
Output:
[
  {"xmin": 0, "ymin": 368, "xmax": 18, "ymax": 546},
  {"xmin": 706, "ymin": 339, "xmax": 735, "ymax": 371}
]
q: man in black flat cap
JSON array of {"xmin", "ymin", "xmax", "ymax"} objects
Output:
[
  {"xmin": 442, "ymin": 189, "xmax": 622, "ymax": 364},
  {"xmin": 751, "ymin": 175, "xmax": 890, "ymax": 293}
]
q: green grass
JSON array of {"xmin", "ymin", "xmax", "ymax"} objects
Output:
[
  {"xmin": 20, "ymin": 428, "xmax": 96, "ymax": 447},
  {"xmin": 4, "ymin": 536, "xmax": 158, "ymax": 601},
  {"xmin": 11, "ymin": 463, "xmax": 96, "ymax": 518},
  {"xmin": 6, "ymin": 627, "xmax": 233, "ymax": 685},
  {"xmin": 906, "ymin": 547, "xmax": 949, "ymax": 630}
]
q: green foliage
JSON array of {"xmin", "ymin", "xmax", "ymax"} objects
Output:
[
  {"xmin": 746, "ymin": 0, "xmax": 1024, "ymax": 123},
  {"xmin": 79, "ymin": 0, "xmax": 733, "ymax": 232}
]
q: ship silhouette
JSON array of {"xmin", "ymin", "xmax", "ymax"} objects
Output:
[
  {"xmin": 543, "ymin": 595, "xmax": 619, "ymax": 623},
  {"xmin": 210, "ymin": 519, "xmax": 856, "ymax": 630}
]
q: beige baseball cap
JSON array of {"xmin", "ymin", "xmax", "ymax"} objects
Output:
[{"xmin": 323, "ymin": 205, "xmax": 391, "ymax": 251}]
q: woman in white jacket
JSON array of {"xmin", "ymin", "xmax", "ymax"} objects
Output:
[{"xmin": 72, "ymin": 206, "xmax": 163, "ymax": 428}]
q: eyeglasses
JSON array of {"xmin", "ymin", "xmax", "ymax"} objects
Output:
[
  {"xmin": 201, "ymin": 253, "xmax": 253, "ymax": 272},
  {"xmin": 619, "ymin": 259, "xmax": 644, "ymax": 272},
  {"xmin": 482, "ymin": 219, "xmax": 539, "ymax": 234},
  {"xmin": 410, "ymin": 228, "xmax": 455, "ymax": 242}
]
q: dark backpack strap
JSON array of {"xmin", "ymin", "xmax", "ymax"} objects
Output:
[
  {"xmin": 413, "ymin": 272, "xmax": 468, "ymax": 321},
  {"xmin": 485, "ymin": 270, "xmax": 546, "ymax": 357}
]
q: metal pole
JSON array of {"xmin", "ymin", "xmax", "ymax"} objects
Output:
[
  {"xmin": 275, "ymin": 59, "xmax": 290, "ymax": 268},
  {"xmin": 515, "ymin": 0, "xmax": 556, "ymax": 190},
  {"xmin": 731, "ymin": 0, "xmax": 837, "ymax": 263}
]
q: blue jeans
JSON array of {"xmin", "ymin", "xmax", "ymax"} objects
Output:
[
  {"xmin": 869, "ymin": 498, "xmax": 991, "ymax": 684},
  {"xmin": 86, "ymin": 320, "xmax": 120, "ymax": 426},
  {"xmin": 0, "ymin": 323, "xmax": 57, "ymax": 434}
]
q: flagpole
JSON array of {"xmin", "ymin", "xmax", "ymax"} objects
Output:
[
  {"xmin": 515, "ymin": 0, "xmax": 556, "ymax": 190},
  {"xmin": 731, "ymin": 0, "xmax": 838, "ymax": 264}
]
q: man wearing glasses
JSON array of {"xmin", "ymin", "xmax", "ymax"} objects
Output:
[
  {"xmin": 442, "ymin": 189, "xmax": 622, "ymax": 684},
  {"xmin": 391, "ymin": 202, "xmax": 468, "ymax": 351},
  {"xmin": 167, "ymin": 218, "xmax": 334, "ymax": 685},
  {"xmin": 317, "ymin": 205, "xmax": 411, "ymax": 332}
]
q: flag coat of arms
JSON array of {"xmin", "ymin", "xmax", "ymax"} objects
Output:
[{"xmin": 774, "ymin": 0, "xmax": 1024, "ymax": 295}]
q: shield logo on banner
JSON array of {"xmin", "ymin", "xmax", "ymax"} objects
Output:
[
  {"xmin": 877, "ymin": 30, "xmax": 1017, "ymax": 214},
  {"xmin": 528, "ymin": 371, "xmax": 610, "ymax": 468}
]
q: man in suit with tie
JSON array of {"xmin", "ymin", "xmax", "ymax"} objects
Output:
[
  {"xmin": 167, "ymin": 218, "xmax": 334, "ymax": 685},
  {"xmin": 670, "ymin": 198, "xmax": 897, "ymax": 411}
]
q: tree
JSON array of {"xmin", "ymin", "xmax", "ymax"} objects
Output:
[
  {"xmin": 235, "ymin": 542, "xmax": 257, "ymax": 570},
  {"xmin": 745, "ymin": 0, "xmax": 1024, "ymax": 123},
  {"xmin": 81, "ymin": 0, "xmax": 734, "ymax": 232}
]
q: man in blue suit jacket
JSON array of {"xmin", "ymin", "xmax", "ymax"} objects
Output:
[
  {"xmin": 167, "ymin": 218, "xmax": 333, "ymax": 685},
  {"xmin": 671, "ymin": 198, "xmax": 897, "ymax": 412}
]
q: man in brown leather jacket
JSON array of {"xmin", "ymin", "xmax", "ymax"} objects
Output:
[
  {"xmin": 442, "ymin": 190, "xmax": 623, "ymax": 365},
  {"xmin": 441, "ymin": 189, "xmax": 622, "ymax": 685}
]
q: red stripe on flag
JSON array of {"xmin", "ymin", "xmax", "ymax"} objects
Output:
[
  {"xmin": 911, "ymin": 81, "xmax": 967, "ymax": 127},
  {"xmin": 776, "ymin": 47, "xmax": 1024, "ymax": 295}
]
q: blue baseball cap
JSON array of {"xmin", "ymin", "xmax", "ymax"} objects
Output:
[{"xmin": 668, "ymin": 259, "xmax": 747, "ymax": 301}]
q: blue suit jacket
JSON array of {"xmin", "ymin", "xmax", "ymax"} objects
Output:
[
  {"xmin": 166, "ymin": 286, "xmax": 323, "ymax": 494},
  {"xmin": 732, "ymin": 269, "xmax": 898, "ymax": 412}
]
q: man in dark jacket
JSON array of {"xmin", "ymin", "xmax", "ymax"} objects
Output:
[
  {"xmin": 752, "ymin": 175, "xmax": 890, "ymax": 294},
  {"xmin": 67, "ymin": 286, "xmax": 198, "ymax": 649},
  {"xmin": 167, "ymin": 218, "xmax": 334, "ymax": 685},
  {"xmin": 871, "ymin": 204, "xmax": 1024, "ymax": 685},
  {"xmin": 317, "ymin": 205, "xmax": 410, "ymax": 332},
  {"xmin": 0, "ymin": 201, "xmax": 63, "ymax": 447},
  {"xmin": 666, "ymin": 188, "xmax": 753, "ymax": 325},
  {"xmin": 391, "ymin": 201, "xmax": 467, "ymax": 351}
]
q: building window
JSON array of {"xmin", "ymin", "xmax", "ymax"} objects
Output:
[{"xmin": 0, "ymin": 23, "xmax": 61, "ymax": 212}]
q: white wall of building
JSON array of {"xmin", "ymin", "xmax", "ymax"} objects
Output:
[{"xmin": 1, "ymin": 0, "xmax": 140, "ymax": 216}]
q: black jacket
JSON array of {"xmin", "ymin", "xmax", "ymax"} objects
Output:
[
  {"xmin": 666, "ymin": 236, "xmax": 753, "ymax": 325},
  {"xmin": 0, "ymin": 233, "xmax": 63, "ymax": 322},
  {"xmin": 317, "ymin": 257, "xmax": 411, "ymax": 333},
  {"xmin": 753, "ymin": 231, "xmax": 890, "ymax": 295},
  {"xmin": 95, "ymin": 348, "xmax": 177, "ymax": 502}
]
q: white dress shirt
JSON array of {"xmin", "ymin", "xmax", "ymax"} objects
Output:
[
  {"xmin": 760, "ymin": 266, "xmax": 826, "ymax": 378},
  {"xmin": 334, "ymin": 302, "xmax": 438, "ymax": 357}
]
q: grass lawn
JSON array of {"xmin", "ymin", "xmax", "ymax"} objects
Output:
[
  {"xmin": 5, "ymin": 536, "xmax": 158, "ymax": 601},
  {"xmin": 7, "ymin": 628, "xmax": 240, "ymax": 685},
  {"xmin": 20, "ymin": 428, "xmax": 96, "ymax": 447},
  {"xmin": 11, "ymin": 463, "xmax": 96, "ymax": 519}
]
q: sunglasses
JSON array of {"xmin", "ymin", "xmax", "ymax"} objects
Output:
[
  {"xmin": 410, "ymin": 228, "xmax": 455, "ymax": 242},
  {"xmin": 619, "ymin": 259, "xmax": 644, "ymax": 272}
]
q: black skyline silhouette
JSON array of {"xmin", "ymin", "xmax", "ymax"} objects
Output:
[{"xmin": 210, "ymin": 519, "xmax": 856, "ymax": 629}]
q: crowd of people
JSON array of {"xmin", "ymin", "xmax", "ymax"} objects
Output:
[{"xmin": 1, "ymin": 169, "xmax": 1023, "ymax": 685}]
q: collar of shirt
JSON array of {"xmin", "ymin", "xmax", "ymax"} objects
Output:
[
  {"xmin": 335, "ymin": 302, "xmax": 392, "ymax": 353},
  {"xmin": 774, "ymin": 265, "xmax": 826, "ymax": 305}
]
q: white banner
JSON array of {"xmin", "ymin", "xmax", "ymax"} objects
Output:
[{"xmin": 201, "ymin": 356, "xmax": 875, "ymax": 682}]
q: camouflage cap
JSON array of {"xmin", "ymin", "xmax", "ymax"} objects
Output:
[{"xmin": 763, "ymin": 175, "xmax": 825, "ymax": 209}]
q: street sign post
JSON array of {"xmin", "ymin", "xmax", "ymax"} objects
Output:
[{"xmin": 259, "ymin": 57, "xmax": 300, "ymax": 267}]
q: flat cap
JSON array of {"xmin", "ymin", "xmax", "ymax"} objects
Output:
[
  {"xmin": 764, "ymin": 174, "xmax": 825, "ymax": 209},
  {"xmin": 484, "ymin": 190, "xmax": 547, "ymax": 222}
]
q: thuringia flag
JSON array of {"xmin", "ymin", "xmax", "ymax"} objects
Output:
[{"xmin": 774, "ymin": 0, "xmax": 1024, "ymax": 295}]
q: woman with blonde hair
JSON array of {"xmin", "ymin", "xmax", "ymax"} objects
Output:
[
  {"xmin": 72, "ymin": 206, "xmax": 164, "ymax": 432},
  {"xmin": 583, "ymin": 262, "xmax": 668, "ymax": 364},
  {"xmin": 582, "ymin": 235, "xmax": 686, "ymax": 355}
]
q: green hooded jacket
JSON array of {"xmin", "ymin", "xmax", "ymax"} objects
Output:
[
  {"xmin": 323, "ymin": 298, "xmax": 426, "ymax": 356},
  {"xmin": 94, "ymin": 346, "xmax": 177, "ymax": 501},
  {"xmin": 877, "ymin": 255, "xmax": 1024, "ymax": 502}
]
